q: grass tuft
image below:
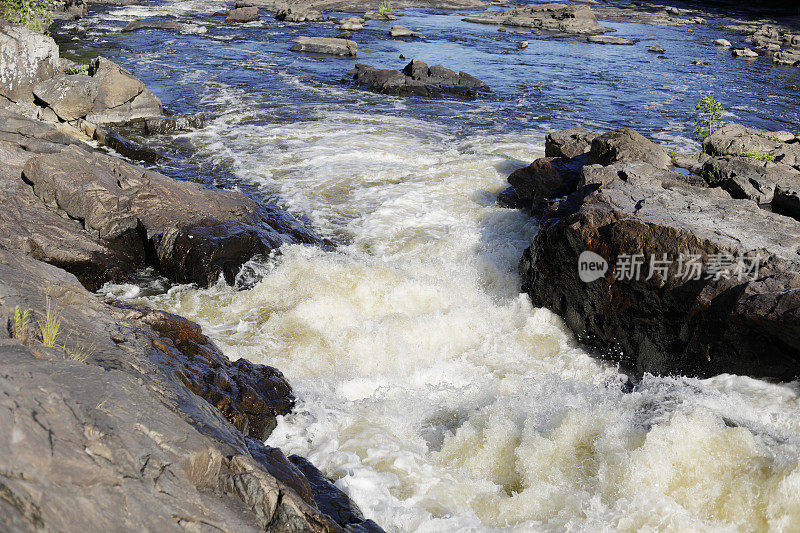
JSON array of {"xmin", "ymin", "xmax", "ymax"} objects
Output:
[
  {"xmin": 378, "ymin": 0, "xmax": 392, "ymax": 15},
  {"xmin": 12, "ymin": 305, "xmax": 30, "ymax": 342},
  {"xmin": 65, "ymin": 63, "xmax": 89, "ymax": 76},
  {"xmin": 63, "ymin": 335, "xmax": 95, "ymax": 363},
  {"xmin": 739, "ymin": 151, "xmax": 777, "ymax": 162},
  {"xmin": 39, "ymin": 296, "xmax": 61, "ymax": 348}
]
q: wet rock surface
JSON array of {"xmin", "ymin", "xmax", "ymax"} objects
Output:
[
  {"xmin": 19, "ymin": 144, "xmax": 322, "ymax": 288},
  {"xmin": 349, "ymin": 59, "xmax": 489, "ymax": 97},
  {"xmin": 511, "ymin": 125, "xmax": 800, "ymax": 380},
  {"xmin": 235, "ymin": 0, "xmax": 487, "ymax": 13}
]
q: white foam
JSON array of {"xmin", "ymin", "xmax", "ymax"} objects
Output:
[{"xmin": 102, "ymin": 92, "xmax": 800, "ymax": 532}]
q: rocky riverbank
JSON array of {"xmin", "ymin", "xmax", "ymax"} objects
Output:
[
  {"xmin": 505, "ymin": 124, "xmax": 800, "ymax": 380},
  {"xmin": 0, "ymin": 20, "xmax": 381, "ymax": 533}
]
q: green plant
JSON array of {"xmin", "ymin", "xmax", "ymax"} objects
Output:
[
  {"xmin": 39, "ymin": 296, "xmax": 61, "ymax": 348},
  {"xmin": 378, "ymin": 0, "xmax": 392, "ymax": 15},
  {"xmin": 65, "ymin": 63, "xmax": 89, "ymax": 76},
  {"xmin": 693, "ymin": 93, "xmax": 724, "ymax": 140},
  {"xmin": 12, "ymin": 305, "xmax": 30, "ymax": 341},
  {"xmin": 739, "ymin": 151, "xmax": 777, "ymax": 162},
  {"xmin": 705, "ymin": 159, "xmax": 725, "ymax": 184},
  {"xmin": 1, "ymin": 0, "xmax": 63, "ymax": 32}
]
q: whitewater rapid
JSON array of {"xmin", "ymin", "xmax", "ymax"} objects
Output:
[{"xmin": 103, "ymin": 105, "xmax": 800, "ymax": 532}]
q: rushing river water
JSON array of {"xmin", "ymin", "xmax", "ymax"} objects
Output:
[{"xmin": 54, "ymin": 0, "xmax": 800, "ymax": 530}]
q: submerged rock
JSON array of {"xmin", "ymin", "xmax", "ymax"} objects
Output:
[
  {"xmin": 732, "ymin": 47, "xmax": 759, "ymax": 58},
  {"xmin": 121, "ymin": 19, "xmax": 180, "ymax": 32},
  {"xmin": 349, "ymin": 59, "xmax": 489, "ymax": 97},
  {"xmin": 713, "ymin": 38, "xmax": 732, "ymax": 47},
  {"xmin": 587, "ymin": 35, "xmax": 636, "ymax": 45},
  {"xmin": 464, "ymin": 3, "xmax": 610, "ymax": 35},
  {"xmin": 291, "ymin": 36, "xmax": 358, "ymax": 56}
]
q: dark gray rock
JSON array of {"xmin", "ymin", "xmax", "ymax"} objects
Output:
[
  {"xmin": 20, "ymin": 144, "xmax": 323, "ymax": 288},
  {"xmin": 700, "ymin": 155, "xmax": 800, "ymax": 208},
  {"xmin": 349, "ymin": 59, "xmax": 489, "ymax": 97},
  {"xmin": 291, "ymin": 36, "xmax": 358, "ymax": 56},
  {"xmin": 588, "ymin": 128, "xmax": 671, "ymax": 169},
  {"xmin": 144, "ymin": 113, "xmax": 205, "ymax": 134},
  {"xmin": 507, "ymin": 154, "xmax": 587, "ymax": 208},
  {"xmin": 464, "ymin": 3, "xmax": 610, "ymax": 35},
  {"xmin": 93, "ymin": 123, "xmax": 167, "ymax": 163},
  {"xmin": 521, "ymin": 153, "xmax": 800, "ymax": 379}
]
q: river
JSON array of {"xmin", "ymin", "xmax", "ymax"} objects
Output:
[{"xmin": 54, "ymin": 0, "xmax": 800, "ymax": 530}]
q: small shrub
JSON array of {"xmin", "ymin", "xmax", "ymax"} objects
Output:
[
  {"xmin": 65, "ymin": 63, "xmax": 89, "ymax": 76},
  {"xmin": 739, "ymin": 151, "xmax": 777, "ymax": 162},
  {"xmin": 378, "ymin": 0, "xmax": 392, "ymax": 15},
  {"xmin": 705, "ymin": 159, "xmax": 725, "ymax": 184},
  {"xmin": 693, "ymin": 93, "xmax": 724, "ymax": 140},
  {"xmin": 1, "ymin": 0, "xmax": 63, "ymax": 32},
  {"xmin": 39, "ymin": 296, "xmax": 61, "ymax": 348},
  {"xmin": 12, "ymin": 305, "xmax": 30, "ymax": 341}
]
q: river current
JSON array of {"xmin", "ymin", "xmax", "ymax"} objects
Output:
[{"xmin": 54, "ymin": 0, "xmax": 800, "ymax": 530}]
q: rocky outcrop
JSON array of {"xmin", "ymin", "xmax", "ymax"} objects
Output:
[
  {"xmin": 0, "ymin": 22, "xmax": 59, "ymax": 103},
  {"xmin": 291, "ymin": 36, "xmax": 357, "ymax": 56},
  {"xmin": 0, "ymin": 247, "xmax": 381, "ymax": 532},
  {"xmin": 512, "ymin": 126, "xmax": 800, "ymax": 380},
  {"xmin": 348, "ymin": 59, "xmax": 489, "ymax": 97},
  {"xmin": 18, "ymin": 144, "xmax": 321, "ymax": 288},
  {"xmin": 464, "ymin": 4, "xmax": 610, "ymax": 35},
  {"xmin": 545, "ymin": 126, "xmax": 596, "ymax": 158}
]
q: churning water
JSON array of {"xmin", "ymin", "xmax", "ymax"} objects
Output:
[{"xmin": 67, "ymin": 0, "xmax": 800, "ymax": 530}]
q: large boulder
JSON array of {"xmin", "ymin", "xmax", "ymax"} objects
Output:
[
  {"xmin": 85, "ymin": 56, "xmax": 162, "ymax": 123},
  {"xmin": 33, "ymin": 74, "xmax": 99, "ymax": 121},
  {"xmin": 276, "ymin": 7, "xmax": 325, "ymax": 21},
  {"xmin": 507, "ymin": 154, "xmax": 587, "ymax": 208},
  {"xmin": 521, "ymin": 161, "xmax": 800, "ymax": 379},
  {"xmin": 225, "ymin": 6, "xmax": 260, "ymax": 23},
  {"xmin": 290, "ymin": 36, "xmax": 358, "ymax": 56},
  {"xmin": 21, "ymin": 145, "xmax": 322, "ymax": 288},
  {"xmin": 588, "ymin": 127, "xmax": 671, "ymax": 169},
  {"xmin": 464, "ymin": 3, "xmax": 610, "ymax": 35},
  {"xmin": 349, "ymin": 59, "xmax": 489, "ymax": 97},
  {"xmin": 0, "ymin": 22, "xmax": 59, "ymax": 103},
  {"xmin": 545, "ymin": 126, "xmax": 597, "ymax": 158}
]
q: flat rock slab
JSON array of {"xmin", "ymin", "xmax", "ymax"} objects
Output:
[
  {"xmin": 588, "ymin": 35, "xmax": 636, "ymax": 45},
  {"xmin": 349, "ymin": 59, "xmax": 489, "ymax": 97},
  {"xmin": 464, "ymin": 3, "xmax": 609, "ymax": 35},
  {"xmin": 290, "ymin": 36, "xmax": 357, "ymax": 56},
  {"xmin": 121, "ymin": 19, "xmax": 180, "ymax": 32}
]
